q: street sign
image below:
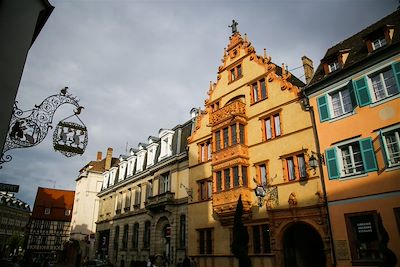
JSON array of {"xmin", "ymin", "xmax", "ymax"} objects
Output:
[{"xmin": 0, "ymin": 183, "xmax": 19, "ymax": 193}]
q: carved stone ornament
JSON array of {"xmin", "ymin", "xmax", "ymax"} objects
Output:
[{"xmin": 209, "ymin": 100, "xmax": 246, "ymax": 126}]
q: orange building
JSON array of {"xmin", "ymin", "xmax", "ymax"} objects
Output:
[
  {"xmin": 187, "ymin": 25, "xmax": 332, "ymax": 267},
  {"xmin": 303, "ymin": 10, "xmax": 400, "ymax": 267}
]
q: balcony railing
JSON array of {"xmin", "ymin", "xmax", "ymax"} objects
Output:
[
  {"xmin": 209, "ymin": 100, "xmax": 246, "ymax": 126},
  {"xmin": 145, "ymin": 191, "xmax": 175, "ymax": 212}
]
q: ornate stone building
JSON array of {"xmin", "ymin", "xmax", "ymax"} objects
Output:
[
  {"xmin": 96, "ymin": 120, "xmax": 192, "ymax": 267},
  {"xmin": 187, "ymin": 29, "xmax": 331, "ymax": 266}
]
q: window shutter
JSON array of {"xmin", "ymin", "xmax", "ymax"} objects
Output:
[
  {"xmin": 372, "ymin": 131, "xmax": 387, "ymax": 174},
  {"xmin": 317, "ymin": 95, "xmax": 330, "ymax": 122},
  {"xmin": 347, "ymin": 80, "xmax": 358, "ymax": 109},
  {"xmin": 353, "ymin": 76, "xmax": 371, "ymax": 106},
  {"xmin": 359, "ymin": 138, "xmax": 378, "ymax": 172},
  {"xmin": 325, "ymin": 148, "xmax": 340, "ymax": 179},
  {"xmin": 391, "ymin": 61, "xmax": 400, "ymax": 93}
]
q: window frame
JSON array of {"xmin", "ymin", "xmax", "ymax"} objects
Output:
[
  {"xmin": 198, "ymin": 178, "xmax": 213, "ymax": 201},
  {"xmin": 282, "ymin": 152, "xmax": 308, "ymax": 181},
  {"xmin": 371, "ymin": 35, "xmax": 387, "ymax": 50},
  {"xmin": 229, "ymin": 64, "xmax": 243, "ymax": 83},
  {"xmin": 345, "ymin": 211, "xmax": 382, "ymax": 265},
  {"xmin": 256, "ymin": 162, "xmax": 268, "ymax": 186},
  {"xmin": 251, "ymin": 78, "xmax": 268, "ymax": 104},
  {"xmin": 261, "ymin": 112, "xmax": 282, "ymax": 141},
  {"xmin": 381, "ymin": 125, "xmax": 400, "ymax": 168},
  {"xmin": 251, "ymin": 224, "xmax": 271, "ymax": 254},
  {"xmin": 328, "ymin": 60, "xmax": 340, "ymax": 73},
  {"xmin": 198, "ymin": 228, "xmax": 213, "ymax": 255}
]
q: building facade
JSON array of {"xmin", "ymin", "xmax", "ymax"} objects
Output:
[
  {"xmin": 187, "ymin": 30, "xmax": 331, "ymax": 267},
  {"xmin": 96, "ymin": 120, "xmax": 192, "ymax": 267},
  {"xmin": 0, "ymin": 192, "xmax": 30, "ymax": 258},
  {"xmin": 26, "ymin": 187, "xmax": 75, "ymax": 263},
  {"xmin": 303, "ymin": 10, "xmax": 400, "ymax": 267},
  {"xmin": 71, "ymin": 150, "xmax": 113, "ymax": 261}
]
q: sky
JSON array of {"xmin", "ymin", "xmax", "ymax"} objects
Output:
[{"xmin": 0, "ymin": 0, "xmax": 397, "ymax": 207}]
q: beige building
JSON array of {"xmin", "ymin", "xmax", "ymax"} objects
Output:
[
  {"xmin": 96, "ymin": 120, "xmax": 192, "ymax": 267},
  {"xmin": 187, "ymin": 29, "xmax": 331, "ymax": 267},
  {"xmin": 70, "ymin": 150, "xmax": 115, "ymax": 260}
]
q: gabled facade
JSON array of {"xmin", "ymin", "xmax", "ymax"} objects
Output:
[
  {"xmin": 96, "ymin": 120, "xmax": 192, "ymax": 267},
  {"xmin": 70, "ymin": 149, "xmax": 117, "ymax": 261},
  {"xmin": 26, "ymin": 187, "xmax": 75, "ymax": 262},
  {"xmin": 0, "ymin": 192, "xmax": 30, "ymax": 258},
  {"xmin": 303, "ymin": 10, "xmax": 400, "ymax": 267},
  {"xmin": 187, "ymin": 30, "xmax": 331, "ymax": 267}
]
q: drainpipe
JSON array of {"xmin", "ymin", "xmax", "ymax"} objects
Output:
[{"xmin": 303, "ymin": 94, "xmax": 337, "ymax": 267}]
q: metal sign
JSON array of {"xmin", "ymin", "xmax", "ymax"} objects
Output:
[{"xmin": 0, "ymin": 183, "xmax": 19, "ymax": 193}]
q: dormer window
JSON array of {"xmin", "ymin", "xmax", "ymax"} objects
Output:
[
  {"xmin": 158, "ymin": 130, "xmax": 174, "ymax": 160},
  {"xmin": 372, "ymin": 35, "xmax": 387, "ymax": 50},
  {"xmin": 44, "ymin": 208, "xmax": 51, "ymax": 215},
  {"xmin": 328, "ymin": 60, "xmax": 340, "ymax": 73}
]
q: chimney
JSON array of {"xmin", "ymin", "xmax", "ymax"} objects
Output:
[
  {"xmin": 96, "ymin": 151, "xmax": 102, "ymax": 161},
  {"xmin": 302, "ymin": 56, "xmax": 314, "ymax": 84},
  {"xmin": 105, "ymin": 147, "xmax": 113, "ymax": 170}
]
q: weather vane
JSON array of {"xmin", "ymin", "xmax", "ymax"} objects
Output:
[
  {"xmin": 229, "ymin": 19, "xmax": 239, "ymax": 34},
  {"xmin": 1, "ymin": 87, "xmax": 88, "ymax": 168}
]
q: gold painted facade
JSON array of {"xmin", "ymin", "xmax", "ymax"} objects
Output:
[{"xmin": 187, "ymin": 32, "xmax": 332, "ymax": 267}]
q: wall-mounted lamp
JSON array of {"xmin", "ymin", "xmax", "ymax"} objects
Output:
[
  {"xmin": 254, "ymin": 185, "xmax": 266, "ymax": 207},
  {"xmin": 308, "ymin": 152, "xmax": 325, "ymax": 171}
]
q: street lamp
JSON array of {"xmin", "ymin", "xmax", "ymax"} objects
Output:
[{"xmin": 254, "ymin": 185, "xmax": 266, "ymax": 207}]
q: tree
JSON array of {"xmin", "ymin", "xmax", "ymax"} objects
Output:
[
  {"xmin": 6, "ymin": 234, "xmax": 23, "ymax": 255},
  {"xmin": 231, "ymin": 195, "xmax": 252, "ymax": 267}
]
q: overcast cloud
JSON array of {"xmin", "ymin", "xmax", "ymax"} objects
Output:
[{"xmin": 1, "ymin": 0, "xmax": 397, "ymax": 206}]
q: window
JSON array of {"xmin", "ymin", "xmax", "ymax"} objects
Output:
[
  {"xmin": 252, "ymin": 224, "xmax": 271, "ymax": 254},
  {"xmin": 223, "ymin": 127, "xmax": 229, "ymax": 148},
  {"xmin": 65, "ymin": 209, "xmax": 71, "ymax": 216},
  {"xmin": 114, "ymin": 225, "xmax": 120, "ymax": 249},
  {"xmin": 159, "ymin": 172, "xmax": 170, "ymax": 194},
  {"xmin": 251, "ymin": 78, "xmax": 267, "ymax": 103},
  {"xmin": 44, "ymin": 208, "xmax": 51, "ymax": 215},
  {"xmin": 229, "ymin": 64, "xmax": 242, "ymax": 82},
  {"xmin": 370, "ymin": 68, "xmax": 398, "ymax": 101},
  {"xmin": 134, "ymin": 187, "xmax": 141, "ymax": 208},
  {"xmin": 262, "ymin": 113, "xmax": 281, "ymax": 140},
  {"xmin": 326, "ymin": 138, "xmax": 377, "ymax": 179},
  {"xmin": 233, "ymin": 166, "xmax": 239, "ymax": 187},
  {"xmin": 242, "ymin": 166, "xmax": 248, "ymax": 186},
  {"xmin": 132, "ymin": 223, "xmax": 139, "ymax": 249},
  {"xmin": 381, "ymin": 127, "xmax": 400, "ymax": 167},
  {"xmin": 143, "ymin": 221, "xmax": 151, "ymax": 248},
  {"xmin": 41, "ymin": 236, "xmax": 47, "ymax": 245},
  {"xmin": 216, "ymin": 171, "xmax": 222, "ymax": 192},
  {"xmin": 330, "ymin": 87, "xmax": 353, "ymax": 117},
  {"xmin": 224, "ymin": 169, "xmax": 231, "ymax": 189},
  {"xmin": 283, "ymin": 153, "xmax": 307, "ymax": 181},
  {"xmin": 372, "ymin": 35, "xmax": 387, "ymax": 50},
  {"xmin": 328, "ymin": 60, "xmax": 340, "ymax": 73},
  {"xmin": 179, "ymin": 215, "xmax": 186, "ymax": 248},
  {"xmin": 198, "ymin": 228, "xmax": 213, "ymax": 254},
  {"xmin": 257, "ymin": 163, "xmax": 268, "ymax": 186},
  {"xmin": 239, "ymin": 124, "xmax": 245, "ymax": 144},
  {"xmin": 125, "ymin": 189, "xmax": 131, "ymax": 211},
  {"xmin": 345, "ymin": 211, "xmax": 382, "ymax": 264},
  {"xmin": 215, "ymin": 131, "xmax": 221, "ymax": 151},
  {"xmin": 146, "ymin": 181, "xmax": 152, "ymax": 200},
  {"xmin": 199, "ymin": 139, "xmax": 212, "ymax": 162},
  {"xmin": 351, "ymin": 63, "xmax": 400, "ymax": 107},
  {"xmin": 42, "ymin": 221, "xmax": 50, "ymax": 232},
  {"xmin": 122, "ymin": 225, "xmax": 129, "ymax": 250},
  {"xmin": 198, "ymin": 179, "xmax": 212, "ymax": 201}
]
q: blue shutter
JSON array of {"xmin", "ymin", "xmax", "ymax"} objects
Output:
[
  {"xmin": 353, "ymin": 76, "xmax": 371, "ymax": 107},
  {"xmin": 391, "ymin": 61, "xmax": 400, "ymax": 94},
  {"xmin": 347, "ymin": 80, "xmax": 358, "ymax": 109},
  {"xmin": 325, "ymin": 148, "xmax": 340, "ymax": 179},
  {"xmin": 317, "ymin": 95, "xmax": 330, "ymax": 122},
  {"xmin": 359, "ymin": 138, "xmax": 378, "ymax": 172}
]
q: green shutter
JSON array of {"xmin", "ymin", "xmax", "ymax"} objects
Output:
[
  {"xmin": 347, "ymin": 80, "xmax": 358, "ymax": 109},
  {"xmin": 353, "ymin": 76, "xmax": 371, "ymax": 107},
  {"xmin": 359, "ymin": 138, "xmax": 378, "ymax": 172},
  {"xmin": 325, "ymin": 147, "xmax": 340, "ymax": 179},
  {"xmin": 379, "ymin": 130, "xmax": 388, "ymax": 168},
  {"xmin": 391, "ymin": 61, "xmax": 400, "ymax": 94},
  {"xmin": 317, "ymin": 95, "xmax": 330, "ymax": 122}
]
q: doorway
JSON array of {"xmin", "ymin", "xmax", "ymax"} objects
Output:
[{"xmin": 283, "ymin": 222, "xmax": 325, "ymax": 267}]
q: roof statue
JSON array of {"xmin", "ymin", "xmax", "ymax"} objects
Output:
[{"xmin": 229, "ymin": 19, "xmax": 238, "ymax": 34}]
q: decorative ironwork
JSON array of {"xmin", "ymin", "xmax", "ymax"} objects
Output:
[
  {"xmin": 1, "ymin": 87, "xmax": 88, "ymax": 168},
  {"xmin": 253, "ymin": 178, "xmax": 279, "ymax": 208}
]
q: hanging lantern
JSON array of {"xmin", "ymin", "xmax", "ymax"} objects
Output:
[{"xmin": 53, "ymin": 113, "xmax": 88, "ymax": 157}]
